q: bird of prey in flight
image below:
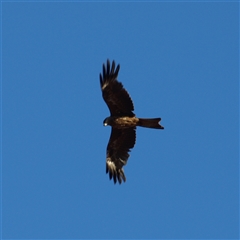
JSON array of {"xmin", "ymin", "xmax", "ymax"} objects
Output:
[{"xmin": 100, "ymin": 59, "xmax": 164, "ymax": 184}]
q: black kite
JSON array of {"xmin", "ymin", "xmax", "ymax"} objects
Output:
[{"xmin": 100, "ymin": 59, "xmax": 164, "ymax": 184}]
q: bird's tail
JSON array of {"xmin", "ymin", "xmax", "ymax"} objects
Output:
[{"xmin": 138, "ymin": 118, "xmax": 164, "ymax": 129}]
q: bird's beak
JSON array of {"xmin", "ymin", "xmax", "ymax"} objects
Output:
[{"xmin": 103, "ymin": 123, "xmax": 107, "ymax": 126}]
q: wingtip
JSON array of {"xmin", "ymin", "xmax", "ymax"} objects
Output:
[
  {"xmin": 115, "ymin": 64, "xmax": 120, "ymax": 77},
  {"xmin": 106, "ymin": 161, "xmax": 126, "ymax": 185},
  {"xmin": 100, "ymin": 73, "xmax": 103, "ymax": 87},
  {"xmin": 101, "ymin": 59, "xmax": 120, "ymax": 83}
]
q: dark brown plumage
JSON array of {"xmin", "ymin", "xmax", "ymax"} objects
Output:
[{"xmin": 100, "ymin": 59, "xmax": 164, "ymax": 184}]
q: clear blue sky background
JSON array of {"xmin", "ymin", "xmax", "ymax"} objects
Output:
[{"xmin": 2, "ymin": 1, "xmax": 239, "ymax": 239}]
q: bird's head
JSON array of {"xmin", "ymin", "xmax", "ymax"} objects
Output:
[{"xmin": 103, "ymin": 117, "xmax": 111, "ymax": 126}]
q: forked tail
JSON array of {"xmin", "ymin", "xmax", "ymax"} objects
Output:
[{"xmin": 138, "ymin": 118, "xmax": 164, "ymax": 129}]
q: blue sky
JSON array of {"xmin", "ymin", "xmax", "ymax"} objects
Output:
[{"xmin": 2, "ymin": 1, "xmax": 239, "ymax": 239}]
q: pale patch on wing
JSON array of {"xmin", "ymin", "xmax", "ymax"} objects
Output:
[
  {"xmin": 106, "ymin": 158, "xmax": 126, "ymax": 184},
  {"xmin": 101, "ymin": 81, "xmax": 109, "ymax": 90}
]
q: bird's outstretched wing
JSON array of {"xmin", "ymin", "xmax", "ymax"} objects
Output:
[
  {"xmin": 100, "ymin": 59, "xmax": 135, "ymax": 117},
  {"xmin": 106, "ymin": 127, "xmax": 136, "ymax": 184}
]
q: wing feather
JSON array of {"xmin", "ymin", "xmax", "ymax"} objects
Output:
[
  {"xmin": 106, "ymin": 127, "xmax": 136, "ymax": 184},
  {"xmin": 100, "ymin": 59, "xmax": 135, "ymax": 117}
]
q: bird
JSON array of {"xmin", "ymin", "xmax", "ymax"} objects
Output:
[{"xmin": 100, "ymin": 59, "xmax": 164, "ymax": 184}]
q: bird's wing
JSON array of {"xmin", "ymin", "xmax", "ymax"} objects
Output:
[
  {"xmin": 100, "ymin": 59, "xmax": 135, "ymax": 117},
  {"xmin": 106, "ymin": 127, "xmax": 136, "ymax": 184}
]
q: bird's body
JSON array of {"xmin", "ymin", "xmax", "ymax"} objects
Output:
[
  {"xmin": 104, "ymin": 116, "xmax": 163, "ymax": 129},
  {"xmin": 100, "ymin": 59, "xmax": 164, "ymax": 184},
  {"xmin": 104, "ymin": 116, "xmax": 138, "ymax": 128}
]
